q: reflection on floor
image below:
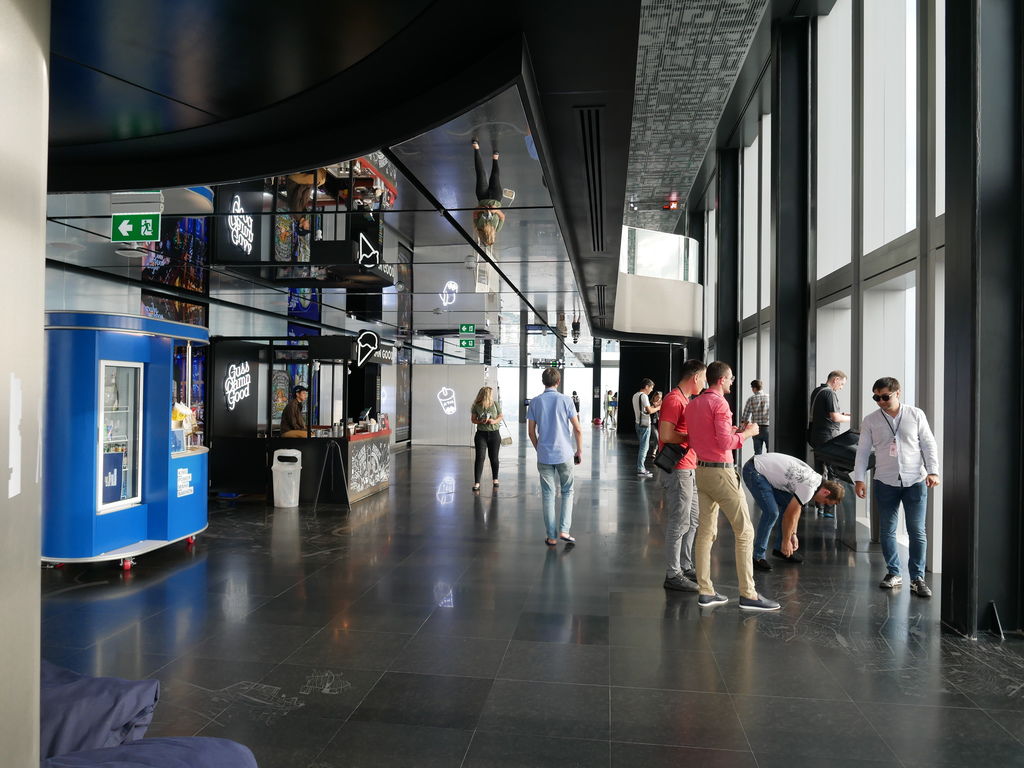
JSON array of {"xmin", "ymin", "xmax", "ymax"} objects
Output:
[{"xmin": 42, "ymin": 430, "xmax": 1024, "ymax": 767}]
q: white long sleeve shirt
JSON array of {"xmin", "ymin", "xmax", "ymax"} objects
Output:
[{"xmin": 853, "ymin": 405, "xmax": 939, "ymax": 487}]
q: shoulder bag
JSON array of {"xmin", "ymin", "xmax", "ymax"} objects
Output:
[
  {"xmin": 654, "ymin": 442, "xmax": 687, "ymax": 473},
  {"xmin": 806, "ymin": 387, "xmax": 827, "ymax": 445},
  {"xmin": 498, "ymin": 419, "xmax": 513, "ymax": 447}
]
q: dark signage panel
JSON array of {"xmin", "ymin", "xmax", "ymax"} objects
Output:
[
  {"xmin": 214, "ymin": 181, "xmax": 266, "ymax": 263},
  {"xmin": 211, "ymin": 341, "xmax": 261, "ymax": 437}
]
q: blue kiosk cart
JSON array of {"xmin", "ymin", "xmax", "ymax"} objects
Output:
[{"xmin": 43, "ymin": 312, "xmax": 209, "ymax": 570}]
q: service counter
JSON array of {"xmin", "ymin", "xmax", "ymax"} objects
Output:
[
  {"xmin": 208, "ymin": 333, "xmax": 395, "ymax": 507},
  {"xmin": 210, "ymin": 431, "xmax": 390, "ymax": 505}
]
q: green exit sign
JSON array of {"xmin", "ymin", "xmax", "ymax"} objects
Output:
[
  {"xmin": 459, "ymin": 323, "xmax": 476, "ymax": 335},
  {"xmin": 111, "ymin": 213, "xmax": 161, "ymax": 242},
  {"xmin": 459, "ymin": 338, "xmax": 476, "ymax": 348}
]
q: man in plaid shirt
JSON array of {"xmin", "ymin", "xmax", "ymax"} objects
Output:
[{"xmin": 741, "ymin": 380, "xmax": 770, "ymax": 455}]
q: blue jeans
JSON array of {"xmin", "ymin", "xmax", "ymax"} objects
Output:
[
  {"xmin": 538, "ymin": 462, "xmax": 575, "ymax": 539},
  {"xmin": 752, "ymin": 427, "xmax": 768, "ymax": 455},
  {"xmin": 874, "ymin": 480, "xmax": 928, "ymax": 581},
  {"xmin": 635, "ymin": 424, "xmax": 651, "ymax": 472},
  {"xmin": 742, "ymin": 459, "xmax": 793, "ymax": 560}
]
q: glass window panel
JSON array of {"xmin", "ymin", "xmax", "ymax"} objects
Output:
[
  {"xmin": 758, "ymin": 324, "xmax": 771, "ymax": 402},
  {"xmin": 705, "ymin": 208, "xmax": 718, "ymax": 341},
  {"xmin": 863, "ymin": 0, "xmax": 917, "ymax": 254},
  {"xmin": 862, "ymin": 273, "xmax": 916, "ymax": 414},
  {"xmin": 760, "ymin": 115, "xmax": 772, "ymax": 309},
  {"xmin": 934, "ymin": 0, "xmax": 945, "ymax": 217},
  {"xmin": 816, "ymin": 0, "xmax": 853, "ymax": 278},
  {"xmin": 739, "ymin": 333, "xmax": 758, "ymax": 465},
  {"xmin": 742, "ymin": 137, "xmax": 759, "ymax": 319},
  {"xmin": 619, "ymin": 227, "xmax": 699, "ymax": 281},
  {"xmin": 99, "ymin": 362, "xmax": 142, "ymax": 510}
]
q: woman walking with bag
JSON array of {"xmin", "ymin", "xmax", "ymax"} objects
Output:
[{"xmin": 471, "ymin": 386, "xmax": 504, "ymax": 492}]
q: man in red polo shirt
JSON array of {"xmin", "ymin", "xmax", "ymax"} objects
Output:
[
  {"xmin": 686, "ymin": 361, "xmax": 780, "ymax": 611},
  {"xmin": 657, "ymin": 359, "xmax": 707, "ymax": 591}
]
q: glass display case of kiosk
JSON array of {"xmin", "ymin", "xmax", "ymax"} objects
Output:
[{"xmin": 43, "ymin": 312, "xmax": 209, "ymax": 570}]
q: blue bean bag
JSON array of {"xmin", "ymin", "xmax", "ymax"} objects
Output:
[
  {"xmin": 41, "ymin": 737, "xmax": 257, "ymax": 767},
  {"xmin": 41, "ymin": 661, "xmax": 159, "ymax": 760}
]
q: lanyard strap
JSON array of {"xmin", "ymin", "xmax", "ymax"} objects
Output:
[{"xmin": 882, "ymin": 409, "xmax": 903, "ymax": 440}]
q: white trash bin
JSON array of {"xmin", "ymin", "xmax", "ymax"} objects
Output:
[{"xmin": 271, "ymin": 449, "xmax": 302, "ymax": 508}]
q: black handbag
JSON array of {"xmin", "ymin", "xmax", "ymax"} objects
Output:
[{"xmin": 654, "ymin": 442, "xmax": 687, "ymax": 473}]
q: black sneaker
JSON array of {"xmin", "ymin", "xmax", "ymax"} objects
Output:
[
  {"xmin": 663, "ymin": 574, "xmax": 699, "ymax": 592},
  {"xmin": 879, "ymin": 573, "xmax": 903, "ymax": 589},
  {"xmin": 698, "ymin": 593, "xmax": 729, "ymax": 607},
  {"xmin": 771, "ymin": 548, "xmax": 804, "ymax": 564},
  {"xmin": 739, "ymin": 594, "xmax": 781, "ymax": 612},
  {"xmin": 910, "ymin": 579, "xmax": 932, "ymax": 597},
  {"xmin": 753, "ymin": 557, "xmax": 773, "ymax": 572},
  {"xmin": 683, "ymin": 568, "xmax": 697, "ymax": 581}
]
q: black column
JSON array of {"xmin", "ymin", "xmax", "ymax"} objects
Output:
[
  {"xmin": 591, "ymin": 337, "xmax": 602, "ymax": 420},
  {"xmin": 943, "ymin": 0, "xmax": 1023, "ymax": 635},
  {"xmin": 771, "ymin": 19, "xmax": 811, "ymax": 458},
  {"xmin": 715, "ymin": 149, "xmax": 741, "ymax": 415},
  {"xmin": 518, "ymin": 310, "xmax": 529, "ymax": 423}
]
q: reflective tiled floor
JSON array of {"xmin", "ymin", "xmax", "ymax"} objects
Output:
[{"xmin": 42, "ymin": 430, "xmax": 1024, "ymax": 767}]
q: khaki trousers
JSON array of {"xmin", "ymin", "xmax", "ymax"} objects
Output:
[{"xmin": 694, "ymin": 465, "xmax": 757, "ymax": 599}]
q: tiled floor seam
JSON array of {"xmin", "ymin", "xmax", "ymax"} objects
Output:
[
  {"xmin": 846, "ymin": 696, "xmax": 908, "ymax": 767},
  {"xmin": 707, "ymin": 635, "xmax": 759, "ymax": 764}
]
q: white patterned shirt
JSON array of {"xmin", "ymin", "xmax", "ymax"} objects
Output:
[{"xmin": 853, "ymin": 405, "xmax": 939, "ymax": 487}]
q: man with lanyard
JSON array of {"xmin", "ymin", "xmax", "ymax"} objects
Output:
[
  {"xmin": 657, "ymin": 360, "xmax": 707, "ymax": 592},
  {"xmin": 686, "ymin": 361, "xmax": 780, "ymax": 611},
  {"xmin": 854, "ymin": 377, "xmax": 940, "ymax": 596},
  {"xmin": 631, "ymin": 378, "xmax": 660, "ymax": 477}
]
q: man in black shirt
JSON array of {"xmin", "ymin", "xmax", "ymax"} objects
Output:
[{"xmin": 808, "ymin": 371, "xmax": 851, "ymax": 517}]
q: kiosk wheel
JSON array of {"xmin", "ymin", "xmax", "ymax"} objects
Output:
[
  {"xmin": 119, "ymin": 557, "xmax": 135, "ymax": 571},
  {"xmin": 186, "ymin": 535, "xmax": 196, "ymax": 546}
]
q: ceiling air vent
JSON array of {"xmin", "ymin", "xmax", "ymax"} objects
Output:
[
  {"xmin": 595, "ymin": 283, "xmax": 607, "ymax": 318},
  {"xmin": 576, "ymin": 106, "xmax": 605, "ymax": 253}
]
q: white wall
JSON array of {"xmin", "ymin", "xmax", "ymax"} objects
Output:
[
  {"xmin": 412, "ymin": 365, "xmax": 493, "ymax": 446},
  {"xmin": 612, "ymin": 272, "xmax": 703, "ymax": 337},
  {"xmin": 1, "ymin": 0, "xmax": 48, "ymax": 760}
]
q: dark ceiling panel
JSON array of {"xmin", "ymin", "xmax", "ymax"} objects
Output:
[
  {"xmin": 49, "ymin": 0, "xmax": 434, "ymax": 121},
  {"xmin": 48, "ymin": 56, "xmax": 217, "ymax": 145}
]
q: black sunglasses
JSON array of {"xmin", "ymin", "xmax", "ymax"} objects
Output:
[{"xmin": 872, "ymin": 393, "xmax": 896, "ymax": 402}]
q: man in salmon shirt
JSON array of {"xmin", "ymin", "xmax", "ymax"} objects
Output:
[{"xmin": 686, "ymin": 361, "xmax": 780, "ymax": 611}]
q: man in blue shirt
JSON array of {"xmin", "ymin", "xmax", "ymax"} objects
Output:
[{"xmin": 527, "ymin": 367, "xmax": 584, "ymax": 546}]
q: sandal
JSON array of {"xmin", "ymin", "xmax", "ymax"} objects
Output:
[
  {"xmin": 492, "ymin": 479, "xmax": 500, "ymax": 487},
  {"xmin": 472, "ymin": 483, "xmax": 480, "ymax": 492},
  {"xmin": 545, "ymin": 538, "xmax": 558, "ymax": 546},
  {"xmin": 471, "ymin": 137, "xmax": 480, "ymax": 149},
  {"xmin": 559, "ymin": 534, "xmax": 576, "ymax": 544}
]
